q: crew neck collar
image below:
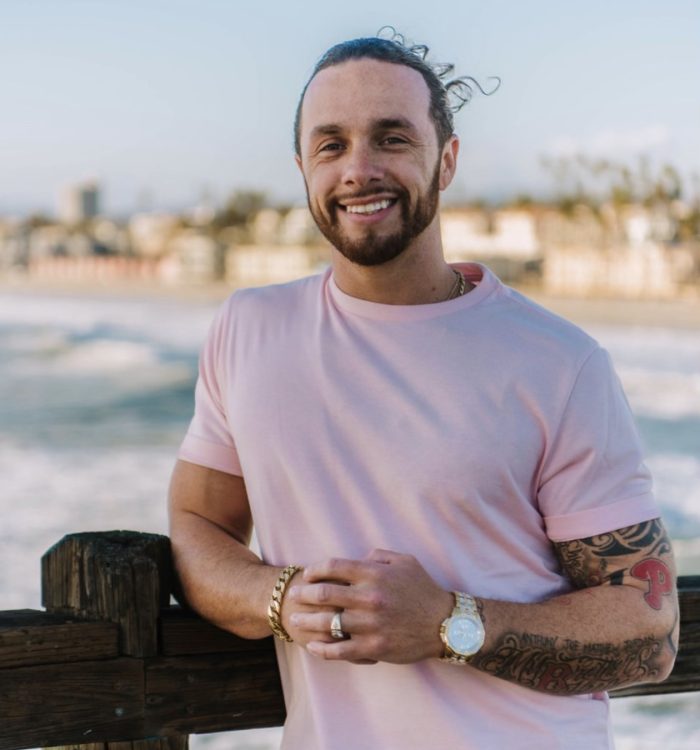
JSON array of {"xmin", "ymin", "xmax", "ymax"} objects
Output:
[{"xmin": 326, "ymin": 262, "xmax": 498, "ymax": 322}]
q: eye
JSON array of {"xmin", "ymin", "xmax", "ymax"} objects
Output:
[
  {"xmin": 382, "ymin": 136, "xmax": 408, "ymax": 145},
  {"xmin": 319, "ymin": 142, "xmax": 344, "ymax": 152}
]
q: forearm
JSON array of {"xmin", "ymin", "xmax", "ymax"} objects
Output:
[
  {"xmin": 170, "ymin": 508, "xmax": 282, "ymax": 639},
  {"xmin": 470, "ymin": 585, "xmax": 679, "ymax": 695}
]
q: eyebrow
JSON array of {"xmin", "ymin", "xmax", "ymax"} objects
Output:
[
  {"xmin": 309, "ymin": 117, "xmax": 420, "ymax": 142},
  {"xmin": 374, "ymin": 117, "xmax": 419, "ymax": 134},
  {"xmin": 309, "ymin": 124, "xmax": 344, "ymax": 140}
]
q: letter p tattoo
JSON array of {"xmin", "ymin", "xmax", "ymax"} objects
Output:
[{"xmin": 630, "ymin": 559, "xmax": 672, "ymax": 610}]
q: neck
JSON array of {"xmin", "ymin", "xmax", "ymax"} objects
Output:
[{"xmin": 330, "ymin": 223, "xmax": 464, "ymax": 305}]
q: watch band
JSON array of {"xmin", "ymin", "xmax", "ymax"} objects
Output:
[
  {"xmin": 453, "ymin": 591, "xmax": 478, "ymax": 617},
  {"xmin": 441, "ymin": 591, "xmax": 483, "ymax": 665}
]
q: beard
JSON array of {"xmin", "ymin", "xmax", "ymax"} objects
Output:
[{"xmin": 307, "ymin": 160, "xmax": 441, "ymax": 267}]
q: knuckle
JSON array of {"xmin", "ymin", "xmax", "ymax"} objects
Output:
[
  {"xmin": 368, "ymin": 635, "xmax": 386, "ymax": 657},
  {"xmin": 365, "ymin": 590, "xmax": 385, "ymax": 610}
]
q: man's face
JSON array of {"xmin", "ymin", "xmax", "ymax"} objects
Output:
[{"xmin": 296, "ymin": 59, "xmax": 456, "ymax": 267}]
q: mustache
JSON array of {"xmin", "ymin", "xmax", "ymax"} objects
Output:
[{"xmin": 332, "ymin": 187, "xmax": 404, "ymax": 203}]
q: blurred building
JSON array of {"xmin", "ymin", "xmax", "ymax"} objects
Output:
[
  {"xmin": 128, "ymin": 213, "xmax": 181, "ymax": 258},
  {"xmin": 3, "ymin": 196, "xmax": 695, "ymax": 299},
  {"xmin": 441, "ymin": 207, "xmax": 541, "ymax": 282},
  {"xmin": 539, "ymin": 203, "xmax": 698, "ymax": 298},
  {"xmin": 160, "ymin": 229, "xmax": 225, "ymax": 285},
  {"xmin": 0, "ymin": 219, "xmax": 27, "ymax": 270},
  {"xmin": 225, "ymin": 244, "xmax": 326, "ymax": 287},
  {"xmin": 58, "ymin": 181, "xmax": 101, "ymax": 224},
  {"xmin": 278, "ymin": 207, "xmax": 324, "ymax": 246}
]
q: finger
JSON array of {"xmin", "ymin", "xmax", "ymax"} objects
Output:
[
  {"xmin": 303, "ymin": 557, "xmax": 370, "ymax": 583},
  {"xmin": 306, "ymin": 639, "xmax": 366, "ymax": 661},
  {"xmin": 365, "ymin": 548, "xmax": 406, "ymax": 564},
  {"xmin": 290, "ymin": 611, "xmax": 339, "ymax": 634},
  {"xmin": 291, "ymin": 609, "xmax": 367, "ymax": 636},
  {"xmin": 290, "ymin": 581, "xmax": 364, "ymax": 609}
]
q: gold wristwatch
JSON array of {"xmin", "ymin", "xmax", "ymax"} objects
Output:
[{"xmin": 439, "ymin": 591, "xmax": 485, "ymax": 664}]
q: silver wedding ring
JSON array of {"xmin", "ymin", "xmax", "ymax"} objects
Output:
[{"xmin": 330, "ymin": 611, "xmax": 346, "ymax": 640}]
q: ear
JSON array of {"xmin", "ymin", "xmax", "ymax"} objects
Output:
[
  {"xmin": 438, "ymin": 135, "xmax": 459, "ymax": 191},
  {"xmin": 294, "ymin": 153, "xmax": 303, "ymax": 174}
]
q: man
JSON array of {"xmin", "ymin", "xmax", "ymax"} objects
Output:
[{"xmin": 169, "ymin": 34, "xmax": 678, "ymax": 749}]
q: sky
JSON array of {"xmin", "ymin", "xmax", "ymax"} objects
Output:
[{"xmin": 1, "ymin": 0, "xmax": 698, "ymax": 217}]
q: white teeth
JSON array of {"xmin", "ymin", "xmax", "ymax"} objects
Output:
[{"xmin": 345, "ymin": 199, "xmax": 393, "ymax": 215}]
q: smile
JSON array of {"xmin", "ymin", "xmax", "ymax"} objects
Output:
[{"xmin": 341, "ymin": 198, "xmax": 396, "ymax": 215}]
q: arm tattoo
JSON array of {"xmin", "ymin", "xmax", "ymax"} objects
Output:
[
  {"xmin": 471, "ymin": 632, "xmax": 664, "ymax": 695},
  {"xmin": 553, "ymin": 519, "xmax": 673, "ymax": 604},
  {"xmin": 469, "ymin": 519, "xmax": 676, "ymax": 695},
  {"xmin": 630, "ymin": 558, "xmax": 673, "ymax": 609},
  {"xmin": 576, "ymin": 520, "xmax": 670, "ymax": 558}
]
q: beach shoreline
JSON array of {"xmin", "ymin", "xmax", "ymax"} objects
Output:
[
  {"xmin": 522, "ymin": 287, "xmax": 700, "ymax": 332},
  {"xmin": 2, "ymin": 274, "xmax": 699, "ymax": 330}
]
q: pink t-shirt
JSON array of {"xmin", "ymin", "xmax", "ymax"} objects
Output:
[{"xmin": 179, "ymin": 263, "xmax": 658, "ymax": 749}]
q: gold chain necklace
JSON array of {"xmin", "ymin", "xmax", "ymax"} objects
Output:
[{"xmin": 445, "ymin": 269, "xmax": 466, "ymax": 301}]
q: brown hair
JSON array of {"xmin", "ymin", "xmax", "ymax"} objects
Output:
[{"xmin": 293, "ymin": 28, "xmax": 500, "ymax": 155}]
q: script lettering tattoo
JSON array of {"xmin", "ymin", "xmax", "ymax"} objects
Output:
[{"xmin": 471, "ymin": 633, "xmax": 663, "ymax": 695}]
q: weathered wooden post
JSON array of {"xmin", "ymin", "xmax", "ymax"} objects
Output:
[{"xmin": 40, "ymin": 530, "xmax": 187, "ymax": 750}]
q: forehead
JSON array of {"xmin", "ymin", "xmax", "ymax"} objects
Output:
[{"xmin": 300, "ymin": 58, "xmax": 434, "ymax": 142}]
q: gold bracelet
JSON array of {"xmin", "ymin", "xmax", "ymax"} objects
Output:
[{"xmin": 267, "ymin": 564, "xmax": 301, "ymax": 642}]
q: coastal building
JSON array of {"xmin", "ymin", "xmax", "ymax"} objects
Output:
[
  {"xmin": 250, "ymin": 206, "xmax": 324, "ymax": 247},
  {"xmin": 278, "ymin": 207, "xmax": 324, "ymax": 246},
  {"xmin": 0, "ymin": 219, "xmax": 29, "ymax": 270},
  {"xmin": 128, "ymin": 213, "xmax": 181, "ymax": 259},
  {"xmin": 225, "ymin": 244, "xmax": 328, "ymax": 288},
  {"xmin": 58, "ymin": 181, "xmax": 100, "ymax": 225},
  {"xmin": 539, "ymin": 204, "xmax": 698, "ymax": 298},
  {"xmin": 159, "ymin": 229, "xmax": 225, "ymax": 285},
  {"xmin": 441, "ymin": 206, "xmax": 541, "ymax": 282},
  {"xmin": 27, "ymin": 224, "xmax": 71, "ymax": 259},
  {"xmin": 251, "ymin": 209, "xmax": 282, "ymax": 246},
  {"xmin": 3, "ymin": 199, "xmax": 696, "ymax": 299}
]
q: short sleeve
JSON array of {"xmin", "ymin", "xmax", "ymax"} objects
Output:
[
  {"xmin": 538, "ymin": 347, "xmax": 659, "ymax": 541},
  {"xmin": 178, "ymin": 298, "xmax": 243, "ymax": 476}
]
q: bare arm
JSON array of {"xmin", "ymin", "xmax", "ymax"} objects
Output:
[
  {"xmin": 469, "ymin": 519, "xmax": 679, "ymax": 693},
  {"xmin": 168, "ymin": 459, "xmax": 337, "ymax": 643},
  {"xmin": 291, "ymin": 519, "xmax": 678, "ymax": 694},
  {"xmin": 168, "ymin": 459, "xmax": 280, "ymax": 638}
]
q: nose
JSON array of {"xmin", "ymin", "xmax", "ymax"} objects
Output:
[{"xmin": 341, "ymin": 143, "xmax": 384, "ymax": 188}]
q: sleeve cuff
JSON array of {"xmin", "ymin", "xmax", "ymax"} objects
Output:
[
  {"xmin": 178, "ymin": 433, "xmax": 243, "ymax": 477},
  {"xmin": 544, "ymin": 493, "xmax": 661, "ymax": 542}
]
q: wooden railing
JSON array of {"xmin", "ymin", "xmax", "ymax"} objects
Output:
[{"xmin": 1, "ymin": 531, "xmax": 699, "ymax": 750}]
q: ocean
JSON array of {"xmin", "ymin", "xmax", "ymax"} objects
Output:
[{"xmin": 1, "ymin": 285, "xmax": 698, "ymax": 749}]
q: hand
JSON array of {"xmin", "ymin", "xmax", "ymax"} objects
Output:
[
  {"xmin": 287, "ymin": 549, "xmax": 454, "ymax": 664},
  {"xmin": 279, "ymin": 571, "xmax": 338, "ymax": 648}
]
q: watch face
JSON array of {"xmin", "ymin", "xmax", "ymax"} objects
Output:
[{"xmin": 447, "ymin": 615, "xmax": 485, "ymax": 655}]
